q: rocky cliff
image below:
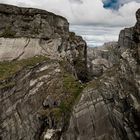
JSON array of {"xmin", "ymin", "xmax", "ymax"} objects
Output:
[
  {"xmin": 0, "ymin": 4, "xmax": 87, "ymax": 140},
  {"xmin": 61, "ymin": 9, "xmax": 140, "ymax": 140},
  {"xmin": 87, "ymin": 41, "xmax": 119, "ymax": 79},
  {"xmin": 0, "ymin": 4, "xmax": 87, "ymax": 82},
  {"xmin": 0, "ymin": 4, "xmax": 140, "ymax": 140},
  {"xmin": 0, "ymin": 4, "xmax": 69, "ymax": 39}
]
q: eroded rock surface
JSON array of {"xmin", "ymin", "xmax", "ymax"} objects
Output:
[
  {"xmin": 87, "ymin": 42, "xmax": 119, "ymax": 78},
  {"xmin": 0, "ymin": 60, "xmax": 62, "ymax": 140},
  {"xmin": 0, "ymin": 4, "xmax": 69, "ymax": 39},
  {"xmin": 0, "ymin": 4, "xmax": 87, "ymax": 140},
  {"xmin": 0, "ymin": 4, "xmax": 87, "ymax": 82},
  {"xmin": 61, "ymin": 9, "xmax": 140, "ymax": 140},
  {"xmin": 0, "ymin": 4, "xmax": 140, "ymax": 140}
]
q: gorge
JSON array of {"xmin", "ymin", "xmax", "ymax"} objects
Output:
[{"xmin": 0, "ymin": 3, "xmax": 140, "ymax": 140}]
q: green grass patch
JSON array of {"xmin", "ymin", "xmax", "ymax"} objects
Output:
[
  {"xmin": 0, "ymin": 56, "xmax": 48, "ymax": 80},
  {"xmin": 60, "ymin": 73, "xmax": 85, "ymax": 114},
  {"xmin": 54, "ymin": 73, "xmax": 86, "ymax": 128},
  {"xmin": 59, "ymin": 60, "xmax": 86, "ymax": 115}
]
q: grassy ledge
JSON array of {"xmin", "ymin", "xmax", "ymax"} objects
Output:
[
  {"xmin": 48, "ymin": 72, "xmax": 86, "ymax": 130},
  {"xmin": 0, "ymin": 56, "xmax": 48, "ymax": 80},
  {"xmin": 60, "ymin": 73, "xmax": 84, "ymax": 113},
  {"xmin": 38, "ymin": 61, "xmax": 86, "ymax": 130}
]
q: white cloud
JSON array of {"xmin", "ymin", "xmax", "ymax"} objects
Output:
[{"xmin": 70, "ymin": 25, "xmax": 121, "ymax": 47}]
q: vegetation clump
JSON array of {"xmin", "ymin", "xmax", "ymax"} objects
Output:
[
  {"xmin": 60, "ymin": 73, "xmax": 84, "ymax": 113},
  {"xmin": 38, "ymin": 64, "xmax": 86, "ymax": 129},
  {"xmin": 0, "ymin": 56, "xmax": 48, "ymax": 80},
  {"xmin": 0, "ymin": 81, "xmax": 15, "ymax": 89},
  {"xmin": 57, "ymin": 72, "xmax": 85, "ymax": 128}
]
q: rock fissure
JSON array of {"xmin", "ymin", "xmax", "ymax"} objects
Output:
[{"xmin": 12, "ymin": 38, "xmax": 31, "ymax": 61}]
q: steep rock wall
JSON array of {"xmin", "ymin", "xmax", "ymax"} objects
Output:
[
  {"xmin": 0, "ymin": 4, "xmax": 87, "ymax": 140},
  {"xmin": 0, "ymin": 4, "xmax": 69, "ymax": 39},
  {"xmin": 87, "ymin": 42, "xmax": 119, "ymax": 79},
  {"xmin": 0, "ymin": 59, "xmax": 63, "ymax": 140},
  {"xmin": 61, "ymin": 9, "xmax": 140, "ymax": 140},
  {"xmin": 0, "ymin": 4, "xmax": 87, "ymax": 82}
]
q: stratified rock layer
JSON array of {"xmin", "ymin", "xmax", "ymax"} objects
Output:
[
  {"xmin": 0, "ymin": 60, "xmax": 63, "ymax": 140},
  {"xmin": 61, "ymin": 9, "xmax": 140, "ymax": 140},
  {"xmin": 0, "ymin": 4, "xmax": 140, "ymax": 140},
  {"xmin": 0, "ymin": 4, "xmax": 69, "ymax": 39},
  {"xmin": 0, "ymin": 4, "xmax": 87, "ymax": 140},
  {"xmin": 87, "ymin": 42, "xmax": 119, "ymax": 79},
  {"xmin": 0, "ymin": 4, "xmax": 87, "ymax": 82}
]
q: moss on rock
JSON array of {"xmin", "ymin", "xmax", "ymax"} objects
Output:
[{"xmin": 0, "ymin": 56, "xmax": 48, "ymax": 80}]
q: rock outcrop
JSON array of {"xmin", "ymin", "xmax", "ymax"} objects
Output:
[
  {"xmin": 61, "ymin": 9, "xmax": 140, "ymax": 140},
  {"xmin": 0, "ymin": 4, "xmax": 140, "ymax": 140},
  {"xmin": 0, "ymin": 4, "xmax": 87, "ymax": 82},
  {"xmin": 0, "ymin": 4, "xmax": 69, "ymax": 39},
  {"xmin": 0, "ymin": 59, "xmax": 62, "ymax": 140},
  {"xmin": 0, "ymin": 4, "xmax": 87, "ymax": 140},
  {"xmin": 87, "ymin": 42, "xmax": 119, "ymax": 79}
]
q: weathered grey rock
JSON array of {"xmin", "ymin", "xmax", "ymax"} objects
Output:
[
  {"xmin": 0, "ymin": 60, "xmax": 64, "ymax": 140},
  {"xmin": 1, "ymin": 4, "xmax": 139, "ymax": 140},
  {"xmin": 87, "ymin": 42, "xmax": 119, "ymax": 79},
  {"xmin": 61, "ymin": 8, "xmax": 140, "ymax": 140},
  {"xmin": 118, "ymin": 9, "xmax": 140, "ymax": 53},
  {"xmin": 0, "ymin": 4, "xmax": 87, "ymax": 82},
  {"xmin": 136, "ymin": 9, "xmax": 140, "ymax": 22},
  {"xmin": 118, "ymin": 28, "xmax": 135, "ymax": 51},
  {"xmin": 0, "ymin": 4, "xmax": 69, "ymax": 39},
  {"xmin": 0, "ymin": 4, "xmax": 87, "ymax": 140},
  {"xmin": 0, "ymin": 38, "xmax": 62, "ymax": 60}
]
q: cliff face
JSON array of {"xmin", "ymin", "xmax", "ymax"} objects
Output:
[
  {"xmin": 0, "ymin": 4, "xmax": 140, "ymax": 140},
  {"xmin": 87, "ymin": 42, "xmax": 119, "ymax": 79},
  {"xmin": 0, "ymin": 4, "xmax": 69, "ymax": 39},
  {"xmin": 0, "ymin": 4, "xmax": 87, "ymax": 82},
  {"xmin": 61, "ymin": 9, "xmax": 140, "ymax": 140},
  {"xmin": 0, "ymin": 59, "xmax": 62, "ymax": 140},
  {"xmin": 0, "ymin": 4, "xmax": 87, "ymax": 140}
]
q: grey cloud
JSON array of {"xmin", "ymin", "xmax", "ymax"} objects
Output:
[{"xmin": 70, "ymin": 25, "xmax": 121, "ymax": 47}]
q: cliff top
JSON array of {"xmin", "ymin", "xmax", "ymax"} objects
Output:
[
  {"xmin": 0, "ymin": 4, "xmax": 69, "ymax": 39},
  {"xmin": 0, "ymin": 3, "xmax": 67, "ymax": 21}
]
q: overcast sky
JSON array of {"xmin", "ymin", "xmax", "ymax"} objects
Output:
[{"xmin": 0, "ymin": 0, "xmax": 140, "ymax": 47}]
